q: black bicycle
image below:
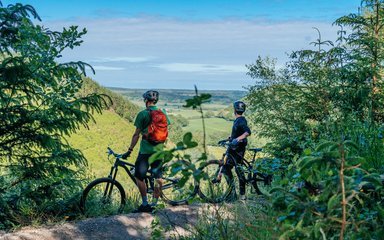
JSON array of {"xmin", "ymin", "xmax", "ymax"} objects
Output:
[
  {"xmin": 80, "ymin": 147, "xmax": 197, "ymax": 216},
  {"xmin": 198, "ymin": 140, "xmax": 283, "ymax": 203}
]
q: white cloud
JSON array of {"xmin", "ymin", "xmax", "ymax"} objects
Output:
[
  {"xmin": 92, "ymin": 65, "xmax": 125, "ymax": 71},
  {"xmin": 89, "ymin": 56, "xmax": 156, "ymax": 63},
  {"xmin": 46, "ymin": 17, "xmax": 342, "ymax": 89},
  {"xmin": 154, "ymin": 63, "xmax": 246, "ymax": 74}
]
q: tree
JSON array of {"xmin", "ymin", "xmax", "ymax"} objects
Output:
[
  {"xmin": 334, "ymin": 0, "xmax": 384, "ymax": 122},
  {"xmin": 245, "ymin": 1, "xmax": 384, "ymax": 160},
  {"xmin": 0, "ymin": 2, "xmax": 107, "ymax": 227},
  {"xmin": 245, "ymin": 1, "xmax": 384, "ymax": 239}
]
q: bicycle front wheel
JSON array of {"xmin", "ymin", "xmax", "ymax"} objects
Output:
[
  {"xmin": 80, "ymin": 178, "xmax": 126, "ymax": 217},
  {"xmin": 161, "ymin": 160, "xmax": 198, "ymax": 205},
  {"xmin": 198, "ymin": 160, "xmax": 234, "ymax": 203}
]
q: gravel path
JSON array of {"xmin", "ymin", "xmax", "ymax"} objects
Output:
[{"xmin": 0, "ymin": 205, "xmax": 202, "ymax": 240}]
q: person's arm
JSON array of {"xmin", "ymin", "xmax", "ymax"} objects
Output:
[
  {"xmin": 122, "ymin": 128, "xmax": 141, "ymax": 159},
  {"xmin": 128, "ymin": 128, "xmax": 141, "ymax": 151},
  {"xmin": 235, "ymin": 132, "xmax": 250, "ymax": 141}
]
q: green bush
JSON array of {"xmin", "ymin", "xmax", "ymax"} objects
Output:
[{"xmin": 273, "ymin": 139, "xmax": 383, "ymax": 239}]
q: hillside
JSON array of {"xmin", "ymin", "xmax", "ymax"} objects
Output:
[
  {"xmin": 80, "ymin": 78, "xmax": 140, "ymax": 122},
  {"xmin": 66, "ymin": 110, "xmax": 138, "ymax": 179}
]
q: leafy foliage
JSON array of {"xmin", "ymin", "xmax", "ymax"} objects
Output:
[
  {"xmin": 183, "ymin": 85, "xmax": 211, "ymax": 152},
  {"xmin": 273, "ymin": 140, "xmax": 383, "ymax": 239},
  {"xmin": 245, "ymin": 1, "xmax": 384, "ymax": 168},
  {"xmin": 245, "ymin": 1, "xmax": 384, "ymax": 239},
  {"xmin": 0, "ymin": 2, "xmax": 107, "ymax": 229}
]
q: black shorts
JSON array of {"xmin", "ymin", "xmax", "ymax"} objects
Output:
[{"xmin": 134, "ymin": 153, "xmax": 162, "ymax": 181}]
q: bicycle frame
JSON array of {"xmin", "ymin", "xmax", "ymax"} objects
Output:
[
  {"xmin": 107, "ymin": 154, "xmax": 178, "ymax": 194},
  {"xmin": 108, "ymin": 158, "xmax": 136, "ymax": 183},
  {"xmin": 80, "ymin": 147, "xmax": 196, "ymax": 214},
  {"xmin": 215, "ymin": 145, "xmax": 267, "ymax": 185}
]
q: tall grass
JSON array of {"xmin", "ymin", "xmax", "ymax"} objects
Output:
[
  {"xmin": 82, "ymin": 185, "xmax": 141, "ymax": 218},
  {"xmin": 176, "ymin": 202, "xmax": 282, "ymax": 240}
]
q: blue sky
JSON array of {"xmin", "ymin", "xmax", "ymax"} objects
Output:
[{"xmin": 3, "ymin": 0, "xmax": 361, "ymax": 90}]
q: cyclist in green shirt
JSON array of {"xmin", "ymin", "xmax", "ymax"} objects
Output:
[{"xmin": 122, "ymin": 90, "xmax": 170, "ymax": 213}]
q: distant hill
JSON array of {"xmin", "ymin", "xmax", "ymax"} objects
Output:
[
  {"xmin": 108, "ymin": 87, "xmax": 247, "ymax": 106},
  {"xmin": 80, "ymin": 78, "xmax": 140, "ymax": 122}
]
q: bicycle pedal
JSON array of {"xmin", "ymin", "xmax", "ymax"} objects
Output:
[
  {"xmin": 211, "ymin": 178, "xmax": 221, "ymax": 184},
  {"xmin": 263, "ymin": 177, "xmax": 272, "ymax": 186}
]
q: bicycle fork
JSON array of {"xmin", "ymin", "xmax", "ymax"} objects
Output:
[
  {"xmin": 214, "ymin": 154, "xmax": 228, "ymax": 183},
  {"xmin": 104, "ymin": 166, "xmax": 119, "ymax": 198}
]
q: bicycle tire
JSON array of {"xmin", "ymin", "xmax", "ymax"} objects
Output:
[
  {"xmin": 80, "ymin": 177, "xmax": 126, "ymax": 217},
  {"xmin": 161, "ymin": 160, "xmax": 198, "ymax": 205},
  {"xmin": 198, "ymin": 160, "xmax": 234, "ymax": 203},
  {"xmin": 252, "ymin": 173, "xmax": 274, "ymax": 195}
]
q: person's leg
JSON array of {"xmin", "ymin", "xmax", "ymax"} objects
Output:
[
  {"xmin": 222, "ymin": 162, "xmax": 237, "ymax": 200},
  {"xmin": 134, "ymin": 154, "xmax": 151, "ymax": 209},
  {"xmin": 150, "ymin": 159, "xmax": 163, "ymax": 206},
  {"xmin": 234, "ymin": 149, "xmax": 246, "ymax": 199},
  {"xmin": 234, "ymin": 164, "xmax": 246, "ymax": 196}
]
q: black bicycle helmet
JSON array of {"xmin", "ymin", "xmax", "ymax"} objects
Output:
[
  {"xmin": 233, "ymin": 100, "xmax": 246, "ymax": 113},
  {"xmin": 143, "ymin": 90, "xmax": 159, "ymax": 103}
]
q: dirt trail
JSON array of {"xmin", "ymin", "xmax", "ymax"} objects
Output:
[{"xmin": 0, "ymin": 205, "xmax": 202, "ymax": 240}]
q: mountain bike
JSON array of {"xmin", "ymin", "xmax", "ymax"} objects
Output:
[
  {"xmin": 198, "ymin": 140, "xmax": 283, "ymax": 203},
  {"xmin": 79, "ymin": 147, "xmax": 197, "ymax": 216}
]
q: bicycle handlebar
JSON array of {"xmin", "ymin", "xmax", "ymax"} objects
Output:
[
  {"xmin": 107, "ymin": 147, "xmax": 124, "ymax": 158},
  {"xmin": 217, "ymin": 139, "xmax": 230, "ymax": 146},
  {"xmin": 217, "ymin": 140, "xmax": 263, "ymax": 153}
]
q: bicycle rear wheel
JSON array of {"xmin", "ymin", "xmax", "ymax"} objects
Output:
[
  {"xmin": 252, "ymin": 173, "xmax": 274, "ymax": 195},
  {"xmin": 161, "ymin": 160, "xmax": 198, "ymax": 205},
  {"xmin": 198, "ymin": 160, "xmax": 234, "ymax": 203},
  {"xmin": 80, "ymin": 178, "xmax": 126, "ymax": 217}
]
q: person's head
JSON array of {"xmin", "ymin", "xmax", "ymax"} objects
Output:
[
  {"xmin": 143, "ymin": 90, "xmax": 159, "ymax": 106},
  {"xmin": 233, "ymin": 100, "xmax": 246, "ymax": 115}
]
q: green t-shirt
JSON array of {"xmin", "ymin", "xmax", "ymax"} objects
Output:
[{"xmin": 134, "ymin": 106, "xmax": 170, "ymax": 154}]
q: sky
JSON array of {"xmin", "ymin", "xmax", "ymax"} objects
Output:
[{"xmin": 3, "ymin": 0, "xmax": 362, "ymax": 90}]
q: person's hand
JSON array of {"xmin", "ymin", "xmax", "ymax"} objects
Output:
[
  {"xmin": 121, "ymin": 150, "xmax": 132, "ymax": 159},
  {"xmin": 231, "ymin": 138, "xmax": 239, "ymax": 145}
]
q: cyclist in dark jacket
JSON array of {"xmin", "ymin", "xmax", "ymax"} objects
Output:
[{"xmin": 224, "ymin": 100, "xmax": 251, "ymax": 200}]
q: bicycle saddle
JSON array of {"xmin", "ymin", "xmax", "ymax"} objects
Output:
[{"xmin": 248, "ymin": 148, "xmax": 262, "ymax": 152}]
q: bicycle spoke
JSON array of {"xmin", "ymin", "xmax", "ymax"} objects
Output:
[
  {"xmin": 161, "ymin": 161, "xmax": 197, "ymax": 205},
  {"xmin": 198, "ymin": 160, "xmax": 234, "ymax": 203},
  {"xmin": 81, "ymin": 178, "xmax": 125, "ymax": 217}
]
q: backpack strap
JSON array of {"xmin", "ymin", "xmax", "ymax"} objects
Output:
[{"xmin": 146, "ymin": 107, "xmax": 152, "ymax": 125}]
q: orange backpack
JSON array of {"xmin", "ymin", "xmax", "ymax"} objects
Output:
[{"xmin": 143, "ymin": 108, "xmax": 168, "ymax": 145}]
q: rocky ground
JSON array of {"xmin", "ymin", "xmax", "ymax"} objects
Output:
[{"xmin": 0, "ymin": 204, "xmax": 203, "ymax": 240}]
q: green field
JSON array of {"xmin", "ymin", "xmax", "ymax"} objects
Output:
[
  {"xmin": 109, "ymin": 87, "xmax": 246, "ymax": 106},
  {"xmin": 128, "ymin": 98, "xmax": 229, "ymax": 112},
  {"xmin": 184, "ymin": 117, "xmax": 232, "ymax": 136}
]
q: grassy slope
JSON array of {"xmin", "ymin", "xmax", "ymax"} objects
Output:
[{"xmin": 66, "ymin": 110, "xmax": 138, "ymax": 183}]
